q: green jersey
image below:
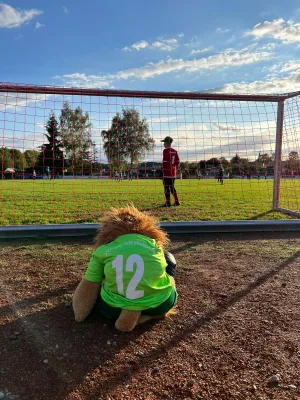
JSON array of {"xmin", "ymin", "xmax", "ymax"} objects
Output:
[{"xmin": 85, "ymin": 233, "xmax": 175, "ymax": 310}]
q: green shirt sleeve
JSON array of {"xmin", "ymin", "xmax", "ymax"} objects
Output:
[{"xmin": 84, "ymin": 249, "xmax": 105, "ymax": 283}]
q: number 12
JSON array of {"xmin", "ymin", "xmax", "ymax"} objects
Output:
[{"xmin": 112, "ymin": 254, "xmax": 145, "ymax": 299}]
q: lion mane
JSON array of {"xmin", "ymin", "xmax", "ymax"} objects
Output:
[{"xmin": 95, "ymin": 204, "xmax": 170, "ymax": 249}]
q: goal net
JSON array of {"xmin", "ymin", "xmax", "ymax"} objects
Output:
[
  {"xmin": 276, "ymin": 94, "xmax": 300, "ymax": 217},
  {"xmin": 0, "ymin": 83, "xmax": 299, "ymax": 225}
]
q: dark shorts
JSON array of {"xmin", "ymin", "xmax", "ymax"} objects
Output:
[
  {"xmin": 163, "ymin": 177, "xmax": 176, "ymax": 186},
  {"xmin": 94, "ymin": 287, "xmax": 178, "ymax": 320}
]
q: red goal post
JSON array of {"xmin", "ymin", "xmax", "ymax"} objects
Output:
[{"xmin": 0, "ymin": 82, "xmax": 299, "ymax": 226}]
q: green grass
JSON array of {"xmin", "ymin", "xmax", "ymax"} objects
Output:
[{"xmin": 0, "ymin": 178, "xmax": 299, "ymax": 225}]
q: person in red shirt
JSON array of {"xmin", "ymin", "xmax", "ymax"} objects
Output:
[{"xmin": 161, "ymin": 136, "xmax": 180, "ymax": 207}]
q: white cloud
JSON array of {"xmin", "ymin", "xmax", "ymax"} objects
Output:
[
  {"xmin": 279, "ymin": 61, "xmax": 300, "ymax": 73},
  {"xmin": 156, "ymin": 120, "xmax": 279, "ymax": 161},
  {"xmin": 56, "ymin": 48, "xmax": 272, "ymax": 86},
  {"xmin": 125, "ymin": 38, "xmax": 178, "ymax": 52},
  {"xmin": 246, "ymin": 18, "xmax": 300, "ymax": 43},
  {"xmin": 152, "ymin": 39, "xmax": 178, "ymax": 51},
  {"xmin": 178, "ymin": 33, "xmax": 184, "ymax": 37},
  {"xmin": 260, "ymin": 62, "xmax": 282, "ymax": 75},
  {"xmin": 216, "ymin": 28, "xmax": 231, "ymax": 34},
  {"xmin": 55, "ymin": 73, "xmax": 110, "ymax": 88},
  {"xmin": 0, "ymin": 92, "xmax": 52, "ymax": 112},
  {"xmin": 132, "ymin": 40, "xmax": 149, "ymax": 51},
  {"xmin": 35, "ymin": 22, "xmax": 44, "ymax": 29},
  {"xmin": 260, "ymin": 42, "xmax": 277, "ymax": 50},
  {"xmin": 63, "ymin": 6, "xmax": 69, "ymax": 14},
  {"xmin": 184, "ymin": 36, "xmax": 202, "ymax": 48},
  {"xmin": 0, "ymin": 3, "xmax": 42, "ymax": 28},
  {"xmin": 148, "ymin": 116, "xmax": 179, "ymax": 124},
  {"xmin": 114, "ymin": 49, "xmax": 272, "ymax": 80},
  {"xmin": 212, "ymin": 122, "xmax": 242, "ymax": 132},
  {"xmin": 227, "ymin": 35, "xmax": 236, "ymax": 44},
  {"xmin": 214, "ymin": 68, "xmax": 300, "ymax": 94},
  {"xmin": 191, "ymin": 47, "xmax": 213, "ymax": 55}
]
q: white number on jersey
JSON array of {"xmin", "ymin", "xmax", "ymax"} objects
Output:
[{"xmin": 112, "ymin": 254, "xmax": 145, "ymax": 299}]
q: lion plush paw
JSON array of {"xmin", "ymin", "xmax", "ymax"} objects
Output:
[
  {"xmin": 72, "ymin": 278, "xmax": 101, "ymax": 322},
  {"xmin": 115, "ymin": 309, "xmax": 141, "ymax": 332}
]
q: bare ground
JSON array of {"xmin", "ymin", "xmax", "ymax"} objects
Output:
[{"xmin": 0, "ymin": 232, "xmax": 300, "ymax": 400}]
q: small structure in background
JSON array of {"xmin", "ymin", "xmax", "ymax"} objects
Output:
[{"xmin": 4, "ymin": 168, "xmax": 15, "ymax": 178}]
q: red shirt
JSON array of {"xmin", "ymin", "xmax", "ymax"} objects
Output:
[{"xmin": 162, "ymin": 147, "xmax": 180, "ymax": 178}]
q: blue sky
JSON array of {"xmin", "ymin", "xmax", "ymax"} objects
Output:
[
  {"xmin": 1, "ymin": 1, "xmax": 300, "ymax": 162},
  {"xmin": 1, "ymin": 0, "xmax": 300, "ymax": 93}
]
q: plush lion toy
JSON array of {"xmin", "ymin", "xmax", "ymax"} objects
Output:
[{"xmin": 73, "ymin": 205, "xmax": 178, "ymax": 332}]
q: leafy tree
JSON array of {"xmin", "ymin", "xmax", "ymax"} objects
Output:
[
  {"xmin": 239, "ymin": 157, "xmax": 250, "ymax": 169},
  {"xmin": 59, "ymin": 102, "xmax": 93, "ymax": 173},
  {"xmin": 24, "ymin": 149, "xmax": 39, "ymax": 168},
  {"xmin": 230, "ymin": 154, "xmax": 241, "ymax": 165},
  {"xmin": 189, "ymin": 162, "xmax": 197, "ymax": 170},
  {"xmin": 3, "ymin": 148, "xmax": 27, "ymax": 171},
  {"xmin": 219, "ymin": 157, "xmax": 229, "ymax": 168},
  {"xmin": 288, "ymin": 151, "xmax": 299, "ymax": 161},
  {"xmin": 230, "ymin": 154, "xmax": 250, "ymax": 171},
  {"xmin": 287, "ymin": 151, "xmax": 300, "ymax": 173},
  {"xmin": 1, "ymin": 147, "xmax": 13, "ymax": 172},
  {"xmin": 101, "ymin": 108, "xmax": 155, "ymax": 169},
  {"xmin": 198, "ymin": 160, "xmax": 207, "ymax": 170},
  {"xmin": 38, "ymin": 113, "xmax": 64, "ymax": 172},
  {"xmin": 256, "ymin": 153, "xmax": 273, "ymax": 168},
  {"xmin": 207, "ymin": 158, "xmax": 220, "ymax": 166}
]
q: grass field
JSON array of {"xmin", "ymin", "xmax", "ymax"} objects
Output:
[{"xmin": 1, "ymin": 178, "xmax": 299, "ymax": 225}]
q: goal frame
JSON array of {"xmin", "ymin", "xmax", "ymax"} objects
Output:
[{"xmin": 0, "ymin": 82, "xmax": 300, "ymax": 223}]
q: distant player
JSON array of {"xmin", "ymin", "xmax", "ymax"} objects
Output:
[
  {"xmin": 161, "ymin": 136, "xmax": 180, "ymax": 207},
  {"xmin": 218, "ymin": 165, "xmax": 224, "ymax": 185},
  {"xmin": 45, "ymin": 166, "xmax": 50, "ymax": 180}
]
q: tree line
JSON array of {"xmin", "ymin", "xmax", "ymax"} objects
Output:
[
  {"xmin": 1, "ymin": 106, "xmax": 154, "ymax": 176},
  {"xmin": 180, "ymin": 152, "xmax": 299, "ymax": 178},
  {"xmin": 1, "ymin": 104, "xmax": 299, "ymax": 177},
  {"xmin": 1, "ymin": 102, "xmax": 93, "ymax": 175}
]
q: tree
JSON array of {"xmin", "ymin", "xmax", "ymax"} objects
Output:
[
  {"xmin": 256, "ymin": 153, "xmax": 272, "ymax": 168},
  {"xmin": 288, "ymin": 151, "xmax": 299, "ymax": 162},
  {"xmin": 229, "ymin": 154, "xmax": 250, "ymax": 174},
  {"xmin": 230, "ymin": 154, "xmax": 241, "ymax": 165},
  {"xmin": 206, "ymin": 158, "xmax": 220, "ymax": 166},
  {"xmin": 198, "ymin": 160, "xmax": 207, "ymax": 170},
  {"xmin": 24, "ymin": 149, "xmax": 39, "ymax": 168},
  {"xmin": 288, "ymin": 151, "xmax": 300, "ymax": 174},
  {"xmin": 60, "ymin": 102, "xmax": 93, "ymax": 173},
  {"xmin": 219, "ymin": 157, "xmax": 229, "ymax": 168},
  {"xmin": 1, "ymin": 147, "xmax": 13, "ymax": 172},
  {"xmin": 4, "ymin": 148, "xmax": 27, "ymax": 171},
  {"xmin": 38, "ymin": 113, "xmax": 64, "ymax": 172},
  {"xmin": 101, "ymin": 108, "xmax": 155, "ymax": 169}
]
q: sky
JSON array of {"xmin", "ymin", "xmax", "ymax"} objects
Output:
[{"xmin": 1, "ymin": 0, "xmax": 300, "ymax": 162}]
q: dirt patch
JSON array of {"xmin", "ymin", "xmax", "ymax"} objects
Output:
[{"xmin": 1, "ymin": 232, "xmax": 300, "ymax": 400}]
